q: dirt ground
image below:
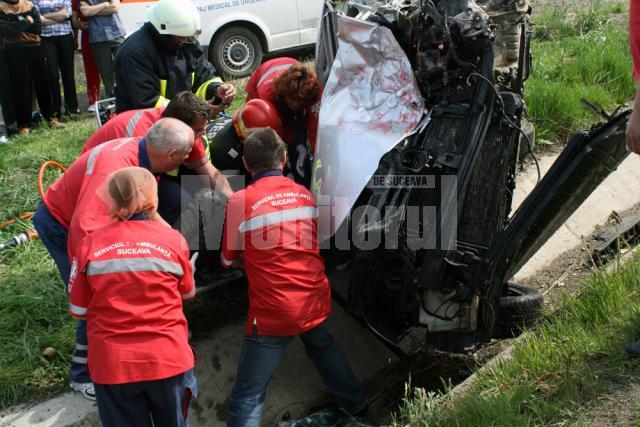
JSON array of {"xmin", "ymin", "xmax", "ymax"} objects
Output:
[
  {"xmin": 351, "ymin": 197, "xmax": 640, "ymax": 426},
  {"xmin": 581, "ymin": 379, "xmax": 640, "ymax": 427},
  {"xmin": 11, "ymin": 2, "xmax": 634, "ymax": 423}
]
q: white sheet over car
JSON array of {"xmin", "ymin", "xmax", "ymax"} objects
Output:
[{"xmin": 312, "ymin": 15, "xmax": 424, "ymax": 243}]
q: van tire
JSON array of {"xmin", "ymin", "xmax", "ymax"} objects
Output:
[
  {"xmin": 494, "ymin": 282, "xmax": 544, "ymax": 338},
  {"xmin": 210, "ymin": 26, "xmax": 263, "ymax": 79}
]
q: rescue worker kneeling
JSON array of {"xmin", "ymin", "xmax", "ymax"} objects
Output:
[
  {"xmin": 68, "ymin": 167, "xmax": 197, "ymax": 427},
  {"xmin": 82, "ymin": 91, "xmax": 234, "ymax": 224},
  {"xmin": 221, "ymin": 128, "xmax": 368, "ymax": 427},
  {"xmin": 33, "ymin": 118, "xmax": 196, "ymax": 399},
  {"xmin": 208, "ymin": 98, "xmax": 284, "ymax": 174}
]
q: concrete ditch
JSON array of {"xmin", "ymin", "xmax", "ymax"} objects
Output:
[{"xmin": 2, "ymin": 152, "xmax": 639, "ymax": 427}]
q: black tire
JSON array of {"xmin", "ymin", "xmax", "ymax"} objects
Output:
[
  {"xmin": 494, "ymin": 282, "xmax": 544, "ymax": 338},
  {"xmin": 209, "ymin": 26, "xmax": 263, "ymax": 79}
]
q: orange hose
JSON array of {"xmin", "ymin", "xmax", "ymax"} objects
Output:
[
  {"xmin": 0, "ymin": 212, "xmax": 34, "ymax": 229},
  {"xmin": 38, "ymin": 160, "xmax": 67, "ymax": 200},
  {"xmin": 0, "ymin": 160, "xmax": 67, "ymax": 230}
]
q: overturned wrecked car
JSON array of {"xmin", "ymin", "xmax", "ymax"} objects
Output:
[{"xmin": 311, "ymin": 0, "xmax": 631, "ymax": 352}]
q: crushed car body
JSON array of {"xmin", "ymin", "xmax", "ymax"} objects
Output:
[{"xmin": 313, "ymin": 0, "xmax": 631, "ymax": 352}]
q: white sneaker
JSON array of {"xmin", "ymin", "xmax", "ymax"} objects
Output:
[
  {"xmin": 70, "ymin": 381, "xmax": 96, "ymax": 401},
  {"xmin": 87, "ymin": 104, "xmax": 96, "ymax": 113}
]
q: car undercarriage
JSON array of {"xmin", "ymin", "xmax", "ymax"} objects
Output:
[{"xmin": 314, "ymin": 0, "xmax": 631, "ymax": 352}]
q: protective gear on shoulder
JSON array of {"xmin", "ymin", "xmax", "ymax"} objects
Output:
[
  {"xmin": 146, "ymin": 0, "xmax": 201, "ymax": 38},
  {"xmin": 233, "ymin": 99, "xmax": 284, "ymax": 142}
]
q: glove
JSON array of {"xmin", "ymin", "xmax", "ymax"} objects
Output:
[{"xmin": 295, "ymin": 144, "xmax": 308, "ymax": 178}]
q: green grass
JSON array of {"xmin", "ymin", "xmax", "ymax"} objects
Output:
[
  {"xmin": 533, "ymin": 0, "xmax": 626, "ymax": 42},
  {"xmin": 0, "ymin": 120, "xmax": 96, "ymax": 406},
  {"xmin": 525, "ymin": 1, "xmax": 634, "ymax": 145},
  {"xmin": 393, "ymin": 254, "xmax": 640, "ymax": 426},
  {"xmin": 0, "ymin": 93, "xmax": 251, "ymax": 408},
  {"xmin": 0, "ymin": 0, "xmax": 635, "ymax": 412},
  {"xmin": 526, "ymin": 24, "xmax": 635, "ymax": 143}
]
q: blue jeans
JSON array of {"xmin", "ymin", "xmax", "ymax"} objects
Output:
[
  {"xmin": 32, "ymin": 203, "xmax": 70, "ymax": 283},
  {"xmin": 32, "ymin": 203, "xmax": 91, "ymax": 384},
  {"xmin": 94, "ymin": 369, "xmax": 197, "ymax": 427},
  {"xmin": 227, "ymin": 321, "xmax": 367, "ymax": 427}
]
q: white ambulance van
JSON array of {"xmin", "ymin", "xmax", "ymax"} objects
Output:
[{"xmin": 118, "ymin": 0, "xmax": 325, "ymax": 77}]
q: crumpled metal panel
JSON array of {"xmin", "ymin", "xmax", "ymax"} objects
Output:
[{"xmin": 312, "ymin": 15, "xmax": 424, "ymax": 242}]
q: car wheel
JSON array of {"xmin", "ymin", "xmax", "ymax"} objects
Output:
[
  {"xmin": 210, "ymin": 26, "xmax": 263, "ymax": 79},
  {"xmin": 494, "ymin": 282, "xmax": 544, "ymax": 338}
]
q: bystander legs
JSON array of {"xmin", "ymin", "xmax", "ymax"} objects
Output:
[
  {"xmin": 71, "ymin": 0, "xmax": 100, "ymax": 110},
  {"xmin": 0, "ymin": 0, "xmax": 63, "ymax": 134},
  {"xmin": 80, "ymin": 0, "xmax": 123, "ymax": 97},
  {"xmin": 35, "ymin": 0, "xmax": 79, "ymax": 119},
  {"xmin": 0, "ymin": 39, "xmax": 17, "ymax": 137}
]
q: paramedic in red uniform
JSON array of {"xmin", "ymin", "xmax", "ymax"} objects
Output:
[
  {"xmin": 624, "ymin": 1, "xmax": 640, "ymax": 356},
  {"xmin": 627, "ymin": 0, "xmax": 640, "ymax": 155},
  {"xmin": 82, "ymin": 91, "xmax": 233, "ymax": 223},
  {"xmin": 69, "ymin": 167, "xmax": 197, "ymax": 427},
  {"xmin": 245, "ymin": 57, "xmax": 322, "ymax": 187},
  {"xmin": 32, "ymin": 118, "xmax": 195, "ymax": 400},
  {"xmin": 221, "ymin": 128, "xmax": 367, "ymax": 426}
]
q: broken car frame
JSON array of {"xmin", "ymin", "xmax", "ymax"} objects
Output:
[{"xmin": 314, "ymin": 0, "xmax": 631, "ymax": 352}]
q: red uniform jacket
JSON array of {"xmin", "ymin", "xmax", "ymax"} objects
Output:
[
  {"xmin": 221, "ymin": 170, "xmax": 331, "ymax": 336},
  {"xmin": 245, "ymin": 57, "xmax": 321, "ymax": 153},
  {"xmin": 69, "ymin": 218, "xmax": 195, "ymax": 384},
  {"xmin": 81, "ymin": 108, "xmax": 208, "ymax": 170},
  {"xmin": 44, "ymin": 137, "xmax": 150, "ymax": 260},
  {"xmin": 631, "ymin": 0, "xmax": 640, "ymax": 81}
]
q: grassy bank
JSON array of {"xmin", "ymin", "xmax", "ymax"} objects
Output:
[
  {"xmin": 0, "ymin": 92, "xmax": 248, "ymax": 407},
  {"xmin": 526, "ymin": 0, "xmax": 635, "ymax": 145},
  {"xmin": 0, "ymin": 121, "xmax": 95, "ymax": 405},
  {"xmin": 0, "ymin": 0, "xmax": 635, "ymax": 412},
  {"xmin": 393, "ymin": 254, "xmax": 640, "ymax": 426}
]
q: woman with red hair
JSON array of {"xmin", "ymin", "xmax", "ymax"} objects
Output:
[{"xmin": 245, "ymin": 57, "xmax": 321, "ymax": 187}]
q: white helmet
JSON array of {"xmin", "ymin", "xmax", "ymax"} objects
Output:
[{"xmin": 146, "ymin": 0, "xmax": 201, "ymax": 37}]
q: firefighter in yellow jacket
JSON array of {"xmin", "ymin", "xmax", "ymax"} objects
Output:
[{"xmin": 113, "ymin": 0, "xmax": 235, "ymax": 114}]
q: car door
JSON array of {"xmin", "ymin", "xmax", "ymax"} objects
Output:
[
  {"xmin": 295, "ymin": 0, "xmax": 324, "ymax": 45},
  {"xmin": 260, "ymin": 0, "xmax": 301, "ymax": 50}
]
